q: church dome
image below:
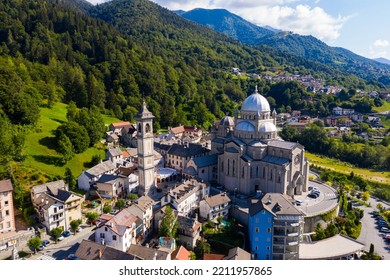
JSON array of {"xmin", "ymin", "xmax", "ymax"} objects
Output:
[
  {"xmin": 241, "ymin": 86, "xmax": 270, "ymax": 113},
  {"xmin": 259, "ymin": 122, "xmax": 277, "ymax": 133},
  {"xmin": 219, "ymin": 116, "xmax": 234, "ymax": 127},
  {"xmin": 235, "ymin": 121, "xmax": 255, "ymax": 132}
]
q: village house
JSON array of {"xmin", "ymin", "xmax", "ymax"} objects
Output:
[
  {"xmin": 118, "ymin": 166, "xmax": 139, "ymax": 194},
  {"xmin": 31, "ymin": 180, "xmax": 84, "ymax": 232},
  {"xmin": 0, "ymin": 179, "xmax": 15, "ymax": 234},
  {"xmin": 75, "ymin": 239, "xmax": 136, "ymax": 260},
  {"xmin": 166, "ymin": 143, "xmax": 210, "ymax": 172},
  {"xmin": 78, "ymin": 160, "xmax": 117, "ymax": 191},
  {"xmin": 127, "ymin": 244, "xmax": 171, "ymax": 260},
  {"xmin": 95, "ymin": 174, "xmax": 126, "ymax": 199},
  {"xmin": 128, "ymin": 196, "xmax": 154, "ymax": 243},
  {"xmin": 332, "ymin": 106, "xmax": 343, "ymax": 116},
  {"xmin": 177, "ymin": 215, "xmax": 202, "ymax": 250},
  {"xmin": 95, "ymin": 209, "xmax": 143, "ymax": 252},
  {"xmin": 161, "ymin": 179, "xmax": 209, "ymax": 217},
  {"xmin": 105, "ymin": 147, "xmax": 123, "ymax": 167},
  {"xmin": 199, "ymin": 192, "xmax": 231, "ymax": 221}
]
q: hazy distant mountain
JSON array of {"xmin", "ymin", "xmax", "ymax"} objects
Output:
[
  {"xmin": 178, "ymin": 8, "xmax": 275, "ymax": 45},
  {"xmin": 177, "ymin": 8, "xmax": 390, "ymax": 86},
  {"xmin": 374, "ymin": 57, "xmax": 390, "ymax": 65}
]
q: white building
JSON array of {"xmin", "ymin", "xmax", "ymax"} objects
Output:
[
  {"xmin": 96, "ymin": 174, "xmax": 126, "ymax": 199},
  {"xmin": 95, "ymin": 209, "xmax": 142, "ymax": 252},
  {"xmin": 199, "ymin": 193, "xmax": 231, "ymax": 221},
  {"xmin": 31, "ymin": 180, "xmax": 84, "ymax": 231},
  {"xmin": 78, "ymin": 161, "xmax": 117, "ymax": 191},
  {"xmin": 161, "ymin": 179, "xmax": 209, "ymax": 216}
]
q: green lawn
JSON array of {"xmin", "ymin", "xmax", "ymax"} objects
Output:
[
  {"xmin": 19, "ymin": 103, "xmax": 120, "ymax": 186},
  {"xmin": 306, "ymin": 152, "xmax": 390, "ymax": 184}
]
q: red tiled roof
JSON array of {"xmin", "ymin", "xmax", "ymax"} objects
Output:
[
  {"xmin": 122, "ymin": 151, "xmax": 130, "ymax": 158},
  {"xmin": 171, "ymin": 125, "xmax": 185, "ymax": 134},
  {"xmin": 171, "ymin": 246, "xmax": 190, "ymax": 260},
  {"xmin": 111, "ymin": 121, "xmax": 131, "ymax": 128},
  {"xmin": 203, "ymin": 253, "xmax": 225, "ymax": 260}
]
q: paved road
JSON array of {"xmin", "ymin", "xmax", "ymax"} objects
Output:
[
  {"xmin": 294, "ymin": 181, "xmax": 338, "ymax": 217},
  {"xmin": 357, "ymin": 198, "xmax": 390, "ymax": 260},
  {"xmin": 1, "ymin": 224, "xmax": 95, "ymax": 260}
]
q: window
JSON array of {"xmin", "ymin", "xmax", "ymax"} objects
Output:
[
  {"xmin": 255, "ymin": 246, "xmax": 258, "ymax": 250},
  {"xmin": 113, "ymin": 235, "xmax": 117, "ymax": 241},
  {"xmin": 4, "ymin": 201, "xmax": 8, "ymax": 206},
  {"xmin": 241, "ymin": 166, "xmax": 245, "ymax": 178},
  {"xmin": 227, "ymin": 160, "xmax": 230, "ymax": 175},
  {"xmin": 261, "ymin": 210, "xmax": 266, "ymax": 214},
  {"xmin": 263, "ymin": 167, "xmax": 266, "ymax": 179},
  {"xmin": 5, "ymin": 210, "xmax": 9, "ymax": 216},
  {"xmin": 255, "ymin": 227, "xmax": 259, "ymax": 233},
  {"xmin": 269, "ymin": 169, "xmax": 273, "ymax": 181},
  {"xmin": 54, "ymin": 207, "xmax": 57, "ymax": 213},
  {"xmin": 266, "ymin": 246, "xmax": 270, "ymax": 251},
  {"xmin": 256, "ymin": 166, "xmax": 259, "ymax": 177},
  {"xmin": 105, "ymin": 227, "xmax": 108, "ymax": 232},
  {"xmin": 267, "ymin": 228, "xmax": 271, "ymax": 233},
  {"xmin": 100, "ymin": 233, "xmax": 105, "ymax": 239}
]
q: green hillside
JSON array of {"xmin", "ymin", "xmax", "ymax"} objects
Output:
[{"xmin": 14, "ymin": 102, "xmax": 119, "ymax": 186}]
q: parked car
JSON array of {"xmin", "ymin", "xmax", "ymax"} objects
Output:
[
  {"xmin": 76, "ymin": 227, "xmax": 82, "ymax": 233},
  {"xmin": 295, "ymin": 199, "xmax": 302, "ymax": 206},
  {"xmin": 57, "ymin": 235, "xmax": 64, "ymax": 241},
  {"xmin": 380, "ymin": 227, "xmax": 390, "ymax": 233},
  {"xmin": 42, "ymin": 240, "xmax": 50, "ymax": 247},
  {"xmin": 62, "ymin": 231, "xmax": 71, "ymax": 237},
  {"xmin": 308, "ymin": 193, "xmax": 318, "ymax": 199}
]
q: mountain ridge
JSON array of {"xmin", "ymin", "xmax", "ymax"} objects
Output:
[{"xmin": 177, "ymin": 8, "xmax": 390, "ymax": 87}]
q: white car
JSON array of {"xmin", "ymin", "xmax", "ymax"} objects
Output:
[
  {"xmin": 57, "ymin": 235, "xmax": 64, "ymax": 241},
  {"xmin": 295, "ymin": 199, "xmax": 302, "ymax": 206}
]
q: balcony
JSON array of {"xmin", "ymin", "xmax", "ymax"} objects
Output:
[{"xmin": 287, "ymin": 231, "xmax": 299, "ymax": 237}]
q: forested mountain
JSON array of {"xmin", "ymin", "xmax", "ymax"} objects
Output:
[
  {"xmin": 176, "ymin": 8, "xmax": 390, "ymax": 88},
  {"xmin": 177, "ymin": 8, "xmax": 275, "ymax": 45},
  {"xmin": 0, "ymin": 0, "xmax": 370, "ymax": 137}
]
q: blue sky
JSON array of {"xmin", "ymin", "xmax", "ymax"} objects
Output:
[{"xmin": 86, "ymin": 0, "xmax": 390, "ymax": 60}]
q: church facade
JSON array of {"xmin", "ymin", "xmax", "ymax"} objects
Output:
[{"xmin": 210, "ymin": 86, "xmax": 309, "ymax": 197}]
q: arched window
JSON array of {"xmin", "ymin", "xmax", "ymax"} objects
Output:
[{"xmin": 232, "ymin": 160, "xmax": 235, "ymax": 176}]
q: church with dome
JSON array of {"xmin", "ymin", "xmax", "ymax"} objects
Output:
[{"xmin": 210, "ymin": 86, "xmax": 309, "ymax": 197}]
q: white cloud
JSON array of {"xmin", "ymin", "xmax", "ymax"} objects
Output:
[
  {"xmin": 373, "ymin": 39, "xmax": 390, "ymax": 48},
  {"xmin": 150, "ymin": 0, "xmax": 350, "ymax": 43},
  {"xmin": 85, "ymin": 0, "xmax": 110, "ymax": 5},
  {"xmin": 369, "ymin": 39, "xmax": 390, "ymax": 58}
]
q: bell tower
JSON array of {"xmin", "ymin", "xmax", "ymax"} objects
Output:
[{"xmin": 136, "ymin": 100, "xmax": 155, "ymax": 196}]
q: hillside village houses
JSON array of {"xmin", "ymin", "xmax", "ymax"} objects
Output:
[
  {"xmin": 31, "ymin": 180, "xmax": 84, "ymax": 232},
  {"xmin": 4, "ymin": 85, "xmax": 378, "ymax": 260}
]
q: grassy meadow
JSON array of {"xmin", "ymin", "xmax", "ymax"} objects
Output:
[{"xmin": 15, "ymin": 102, "xmax": 120, "ymax": 187}]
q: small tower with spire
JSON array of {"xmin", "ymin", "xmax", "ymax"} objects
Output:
[{"xmin": 136, "ymin": 100, "xmax": 155, "ymax": 196}]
